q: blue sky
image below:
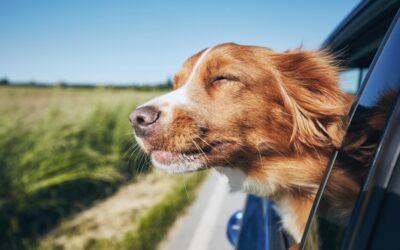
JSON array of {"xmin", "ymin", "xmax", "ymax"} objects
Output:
[{"xmin": 0, "ymin": 0, "xmax": 360, "ymax": 84}]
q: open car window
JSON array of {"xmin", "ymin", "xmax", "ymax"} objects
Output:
[{"xmin": 301, "ymin": 10, "xmax": 400, "ymax": 250}]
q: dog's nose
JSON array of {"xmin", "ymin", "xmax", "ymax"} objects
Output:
[{"xmin": 130, "ymin": 106, "xmax": 160, "ymax": 135}]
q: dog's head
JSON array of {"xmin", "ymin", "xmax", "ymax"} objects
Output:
[{"xmin": 130, "ymin": 43, "xmax": 349, "ymax": 181}]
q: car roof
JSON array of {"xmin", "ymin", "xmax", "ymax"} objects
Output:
[{"xmin": 322, "ymin": 0, "xmax": 400, "ymax": 68}]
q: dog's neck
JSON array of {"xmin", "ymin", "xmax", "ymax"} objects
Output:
[{"xmin": 215, "ymin": 153, "xmax": 329, "ymax": 242}]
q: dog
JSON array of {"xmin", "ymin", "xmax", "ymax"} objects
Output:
[{"xmin": 129, "ymin": 42, "xmax": 381, "ymax": 243}]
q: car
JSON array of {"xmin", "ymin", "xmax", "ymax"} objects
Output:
[{"xmin": 227, "ymin": 1, "xmax": 400, "ymax": 249}]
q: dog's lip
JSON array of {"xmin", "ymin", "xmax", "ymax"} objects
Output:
[
  {"xmin": 151, "ymin": 150, "xmax": 197, "ymax": 165},
  {"xmin": 150, "ymin": 141, "xmax": 235, "ymax": 165}
]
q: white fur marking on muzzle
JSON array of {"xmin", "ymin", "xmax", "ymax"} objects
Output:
[{"xmin": 138, "ymin": 46, "xmax": 214, "ymax": 117}]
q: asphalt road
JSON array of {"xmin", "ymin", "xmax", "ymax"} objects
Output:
[{"xmin": 161, "ymin": 171, "xmax": 246, "ymax": 250}]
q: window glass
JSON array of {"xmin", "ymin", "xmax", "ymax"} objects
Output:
[
  {"xmin": 339, "ymin": 68, "xmax": 368, "ymax": 94},
  {"xmin": 303, "ymin": 17, "xmax": 400, "ymax": 249}
]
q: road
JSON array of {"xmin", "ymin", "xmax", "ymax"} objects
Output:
[{"xmin": 160, "ymin": 171, "xmax": 246, "ymax": 250}]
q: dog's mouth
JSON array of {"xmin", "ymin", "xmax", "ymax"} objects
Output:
[{"xmin": 150, "ymin": 141, "xmax": 237, "ymax": 168}]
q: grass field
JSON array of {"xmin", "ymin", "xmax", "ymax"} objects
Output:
[{"xmin": 0, "ymin": 86, "xmax": 206, "ymax": 249}]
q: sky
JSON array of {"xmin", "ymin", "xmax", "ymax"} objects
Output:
[{"xmin": 0, "ymin": 0, "xmax": 360, "ymax": 85}]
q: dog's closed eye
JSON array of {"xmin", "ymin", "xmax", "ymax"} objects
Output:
[{"xmin": 210, "ymin": 74, "xmax": 240, "ymax": 85}]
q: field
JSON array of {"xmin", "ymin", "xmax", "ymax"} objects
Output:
[{"xmin": 0, "ymin": 86, "xmax": 206, "ymax": 249}]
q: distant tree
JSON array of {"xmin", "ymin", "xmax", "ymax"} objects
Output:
[
  {"xmin": 0, "ymin": 78, "xmax": 9, "ymax": 85},
  {"xmin": 55, "ymin": 81, "xmax": 67, "ymax": 88},
  {"xmin": 166, "ymin": 77, "xmax": 173, "ymax": 88}
]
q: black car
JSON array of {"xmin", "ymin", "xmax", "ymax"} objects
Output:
[{"xmin": 227, "ymin": 1, "xmax": 400, "ymax": 249}]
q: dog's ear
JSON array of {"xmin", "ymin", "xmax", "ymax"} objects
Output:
[{"xmin": 272, "ymin": 50, "xmax": 353, "ymax": 151}]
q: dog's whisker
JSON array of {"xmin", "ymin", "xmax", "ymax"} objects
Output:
[
  {"xmin": 256, "ymin": 145, "xmax": 263, "ymax": 165},
  {"xmin": 191, "ymin": 138, "xmax": 209, "ymax": 164},
  {"xmin": 127, "ymin": 144, "xmax": 141, "ymax": 162},
  {"xmin": 140, "ymin": 152, "xmax": 150, "ymax": 175},
  {"xmin": 136, "ymin": 150, "xmax": 147, "ymax": 177},
  {"xmin": 124, "ymin": 143, "xmax": 139, "ymax": 158},
  {"xmin": 199, "ymin": 137, "xmax": 237, "ymax": 169},
  {"xmin": 133, "ymin": 150, "xmax": 142, "ymax": 177}
]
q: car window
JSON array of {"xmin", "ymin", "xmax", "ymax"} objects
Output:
[
  {"xmin": 302, "ymin": 13, "xmax": 400, "ymax": 250},
  {"xmin": 339, "ymin": 68, "xmax": 368, "ymax": 94}
]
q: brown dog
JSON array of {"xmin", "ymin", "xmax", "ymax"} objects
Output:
[{"xmin": 130, "ymin": 43, "xmax": 355, "ymax": 242}]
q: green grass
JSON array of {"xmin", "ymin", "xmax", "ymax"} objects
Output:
[{"xmin": 0, "ymin": 86, "xmax": 163, "ymax": 249}]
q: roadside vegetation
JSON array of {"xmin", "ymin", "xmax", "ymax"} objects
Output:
[
  {"xmin": 40, "ymin": 171, "xmax": 206, "ymax": 250},
  {"xmin": 0, "ymin": 86, "xmax": 205, "ymax": 249}
]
